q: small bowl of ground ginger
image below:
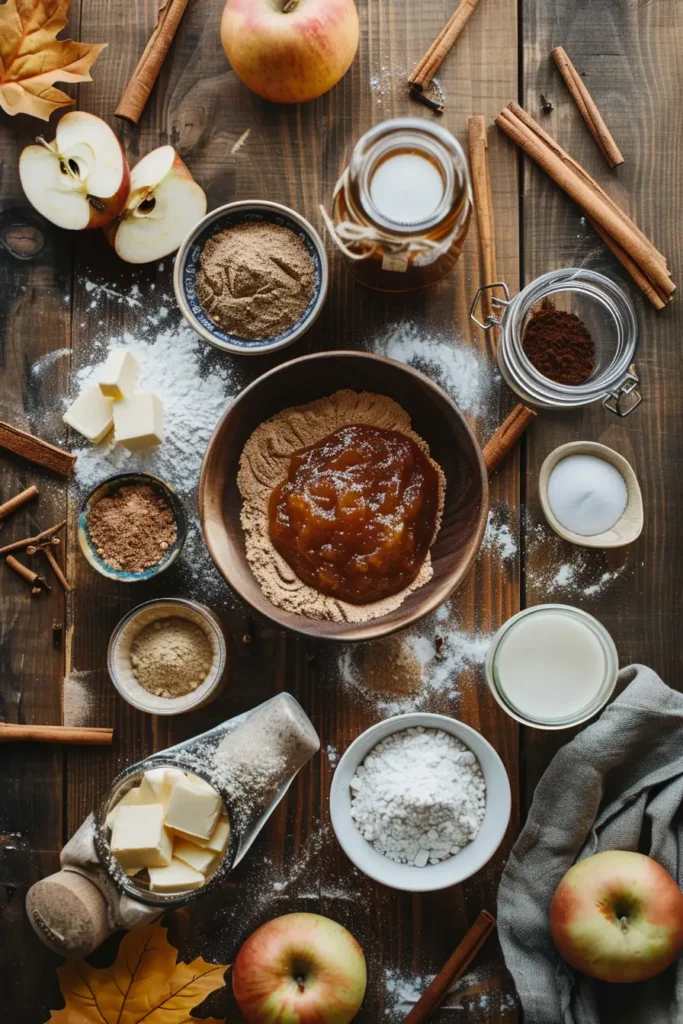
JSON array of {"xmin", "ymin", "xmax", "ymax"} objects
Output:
[
  {"xmin": 78, "ymin": 472, "xmax": 187, "ymax": 582},
  {"xmin": 173, "ymin": 200, "xmax": 329, "ymax": 356},
  {"xmin": 108, "ymin": 598, "xmax": 227, "ymax": 715}
]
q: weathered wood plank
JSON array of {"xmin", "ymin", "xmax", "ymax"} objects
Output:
[{"xmin": 520, "ymin": 1, "xmax": 683, "ymax": 804}]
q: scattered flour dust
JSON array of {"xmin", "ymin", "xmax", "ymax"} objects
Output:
[
  {"xmin": 383, "ymin": 963, "xmax": 517, "ymax": 1020},
  {"xmin": 482, "ymin": 503, "xmax": 518, "ymax": 561},
  {"xmin": 69, "ymin": 323, "xmax": 238, "ymax": 495},
  {"xmin": 369, "ymin": 321, "xmax": 496, "ymax": 422},
  {"xmin": 526, "ymin": 522, "xmax": 629, "ymax": 598},
  {"xmin": 62, "ymin": 670, "xmax": 97, "ymax": 726},
  {"xmin": 337, "ymin": 601, "xmax": 493, "ymax": 716}
]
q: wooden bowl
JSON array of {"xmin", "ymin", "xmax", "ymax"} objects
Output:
[
  {"xmin": 539, "ymin": 441, "xmax": 644, "ymax": 548},
  {"xmin": 199, "ymin": 351, "xmax": 488, "ymax": 641}
]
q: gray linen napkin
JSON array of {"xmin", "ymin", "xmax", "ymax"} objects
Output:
[{"xmin": 497, "ymin": 664, "xmax": 683, "ymax": 1024}]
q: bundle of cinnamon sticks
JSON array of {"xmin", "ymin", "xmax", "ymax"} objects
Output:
[{"xmin": 495, "ymin": 102, "xmax": 674, "ymax": 309}]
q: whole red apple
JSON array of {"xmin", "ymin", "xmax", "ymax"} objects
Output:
[
  {"xmin": 233, "ymin": 912, "xmax": 367, "ymax": 1023},
  {"xmin": 550, "ymin": 850, "xmax": 683, "ymax": 983},
  {"xmin": 221, "ymin": 0, "xmax": 359, "ymax": 104}
]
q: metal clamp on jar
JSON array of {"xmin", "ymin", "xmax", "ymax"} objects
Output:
[
  {"xmin": 321, "ymin": 117, "xmax": 472, "ymax": 292},
  {"xmin": 471, "ymin": 268, "xmax": 641, "ymax": 416}
]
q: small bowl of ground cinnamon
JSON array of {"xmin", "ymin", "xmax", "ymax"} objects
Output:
[
  {"xmin": 78, "ymin": 472, "xmax": 187, "ymax": 582},
  {"xmin": 173, "ymin": 200, "xmax": 328, "ymax": 356}
]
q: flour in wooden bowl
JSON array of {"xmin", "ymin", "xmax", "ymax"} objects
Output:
[{"xmin": 238, "ymin": 389, "xmax": 446, "ymax": 623}]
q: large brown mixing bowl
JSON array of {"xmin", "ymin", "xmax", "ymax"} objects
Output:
[{"xmin": 199, "ymin": 351, "xmax": 488, "ymax": 641}]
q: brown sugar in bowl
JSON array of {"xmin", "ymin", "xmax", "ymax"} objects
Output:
[{"xmin": 199, "ymin": 351, "xmax": 489, "ymax": 641}]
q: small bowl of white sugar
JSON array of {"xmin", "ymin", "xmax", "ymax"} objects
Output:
[
  {"xmin": 539, "ymin": 441, "xmax": 643, "ymax": 548},
  {"xmin": 329, "ymin": 713, "xmax": 511, "ymax": 892}
]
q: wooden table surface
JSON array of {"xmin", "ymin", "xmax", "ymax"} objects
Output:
[{"xmin": 1, "ymin": 0, "xmax": 681, "ymax": 1020}]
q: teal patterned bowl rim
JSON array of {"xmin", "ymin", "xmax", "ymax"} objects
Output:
[
  {"xmin": 173, "ymin": 200, "xmax": 329, "ymax": 356},
  {"xmin": 78, "ymin": 472, "xmax": 187, "ymax": 582}
]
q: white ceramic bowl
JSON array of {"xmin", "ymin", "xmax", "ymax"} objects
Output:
[
  {"xmin": 539, "ymin": 441, "xmax": 643, "ymax": 549},
  {"xmin": 329, "ymin": 713, "xmax": 511, "ymax": 892},
  {"xmin": 108, "ymin": 598, "xmax": 227, "ymax": 715}
]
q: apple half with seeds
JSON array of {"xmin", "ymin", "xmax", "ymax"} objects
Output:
[
  {"xmin": 19, "ymin": 111, "xmax": 130, "ymax": 231},
  {"xmin": 108, "ymin": 146, "xmax": 207, "ymax": 264}
]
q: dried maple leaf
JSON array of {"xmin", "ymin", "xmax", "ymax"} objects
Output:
[
  {"xmin": 0, "ymin": 0, "xmax": 106, "ymax": 120},
  {"xmin": 46, "ymin": 921, "xmax": 228, "ymax": 1024}
]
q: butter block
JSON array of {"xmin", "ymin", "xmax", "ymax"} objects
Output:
[
  {"xmin": 148, "ymin": 858, "xmax": 205, "ymax": 894},
  {"xmin": 113, "ymin": 392, "xmax": 163, "ymax": 450},
  {"xmin": 110, "ymin": 803, "xmax": 172, "ymax": 871},
  {"xmin": 63, "ymin": 386, "xmax": 114, "ymax": 443},
  {"xmin": 138, "ymin": 767, "xmax": 185, "ymax": 807},
  {"xmin": 98, "ymin": 349, "xmax": 138, "ymax": 400},
  {"xmin": 105, "ymin": 786, "xmax": 142, "ymax": 830},
  {"xmin": 165, "ymin": 775, "xmax": 222, "ymax": 841},
  {"xmin": 170, "ymin": 815, "xmax": 230, "ymax": 850},
  {"xmin": 173, "ymin": 837, "xmax": 217, "ymax": 874},
  {"xmin": 205, "ymin": 816, "xmax": 230, "ymax": 854}
]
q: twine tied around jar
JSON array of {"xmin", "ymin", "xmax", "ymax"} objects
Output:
[{"xmin": 318, "ymin": 170, "xmax": 459, "ymax": 271}]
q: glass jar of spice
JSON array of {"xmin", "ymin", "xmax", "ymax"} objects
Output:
[
  {"xmin": 322, "ymin": 117, "xmax": 472, "ymax": 291},
  {"xmin": 471, "ymin": 268, "xmax": 641, "ymax": 416}
]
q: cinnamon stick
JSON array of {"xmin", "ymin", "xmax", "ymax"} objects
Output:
[
  {"xmin": 0, "ymin": 485, "xmax": 39, "ymax": 520},
  {"xmin": 0, "ymin": 723, "xmax": 113, "ymax": 746},
  {"xmin": 506, "ymin": 103, "xmax": 667, "ymax": 274},
  {"xmin": 42, "ymin": 546, "xmax": 72, "ymax": 593},
  {"xmin": 484, "ymin": 404, "xmax": 536, "ymax": 475},
  {"xmin": 409, "ymin": 0, "xmax": 480, "ymax": 91},
  {"xmin": 115, "ymin": 0, "xmax": 191, "ymax": 123},
  {"xmin": 0, "ymin": 520, "xmax": 66, "ymax": 557},
  {"xmin": 403, "ymin": 910, "xmax": 496, "ymax": 1022},
  {"xmin": 6, "ymin": 555, "xmax": 41, "ymax": 585},
  {"xmin": 552, "ymin": 46, "xmax": 624, "ymax": 168},
  {"xmin": 0, "ymin": 422, "xmax": 76, "ymax": 477},
  {"xmin": 495, "ymin": 103, "xmax": 674, "ymax": 305},
  {"xmin": 468, "ymin": 116, "xmax": 498, "ymax": 324}
]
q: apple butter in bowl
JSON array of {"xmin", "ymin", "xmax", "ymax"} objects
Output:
[{"xmin": 269, "ymin": 424, "xmax": 442, "ymax": 604}]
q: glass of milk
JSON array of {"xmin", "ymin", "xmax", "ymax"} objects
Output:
[{"xmin": 485, "ymin": 605, "xmax": 618, "ymax": 729}]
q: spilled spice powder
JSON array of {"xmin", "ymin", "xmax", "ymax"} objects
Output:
[
  {"xmin": 196, "ymin": 221, "xmax": 315, "ymax": 339},
  {"xmin": 86, "ymin": 484, "xmax": 176, "ymax": 573},
  {"xmin": 522, "ymin": 302, "xmax": 595, "ymax": 386}
]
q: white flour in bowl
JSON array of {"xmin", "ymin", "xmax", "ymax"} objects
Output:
[{"xmin": 350, "ymin": 726, "xmax": 486, "ymax": 866}]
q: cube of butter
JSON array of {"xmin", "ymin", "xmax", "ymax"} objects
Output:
[
  {"xmin": 113, "ymin": 392, "xmax": 163, "ymax": 450},
  {"xmin": 165, "ymin": 775, "xmax": 222, "ymax": 841},
  {"xmin": 110, "ymin": 803, "xmax": 172, "ymax": 871},
  {"xmin": 205, "ymin": 816, "xmax": 230, "ymax": 854},
  {"xmin": 148, "ymin": 858, "xmax": 205, "ymax": 894},
  {"xmin": 63, "ymin": 386, "xmax": 114, "ymax": 443},
  {"xmin": 171, "ymin": 814, "xmax": 230, "ymax": 850},
  {"xmin": 105, "ymin": 785, "xmax": 142, "ymax": 830},
  {"xmin": 138, "ymin": 766, "xmax": 185, "ymax": 808},
  {"xmin": 98, "ymin": 349, "xmax": 138, "ymax": 400},
  {"xmin": 173, "ymin": 837, "xmax": 217, "ymax": 874}
]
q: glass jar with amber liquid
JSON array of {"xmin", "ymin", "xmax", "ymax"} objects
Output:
[{"xmin": 325, "ymin": 117, "xmax": 472, "ymax": 292}]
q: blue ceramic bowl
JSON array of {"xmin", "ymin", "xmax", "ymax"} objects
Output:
[
  {"xmin": 78, "ymin": 472, "xmax": 187, "ymax": 582},
  {"xmin": 173, "ymin": 200, "xmax": 329, "ymax": 356}
]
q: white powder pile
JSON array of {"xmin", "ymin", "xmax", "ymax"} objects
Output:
[
  {"xmin": 369, "ymin": 321, "xmax": 495, "ymax": 421},
  {"xmin": 69, "ymin": 323, "xmax": 238, "ymax": 495},
  {"xmin": 350, "ymin": 727, "xmax": 485, "ymax": 866}
]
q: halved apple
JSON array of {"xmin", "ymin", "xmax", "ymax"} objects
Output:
[
  {"xmin": 19, "ymin": 111, "xmax": 130, "ymax": 230},
  {"xmin": 109, "ymin": 146, "xmax": 207, "ymax": 264}
]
